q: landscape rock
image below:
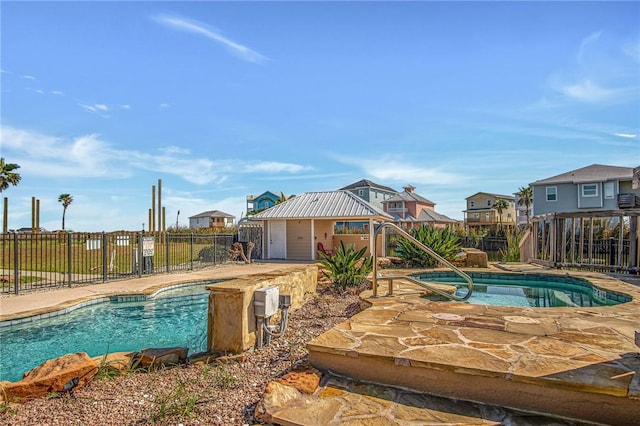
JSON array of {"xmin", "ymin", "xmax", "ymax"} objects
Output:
[
  {"xmin": 276, "ymin": 365, "xmax": 322, "ymax": 394},
  {"xmin": 0, "ymin": 352, "xmax": 98, "ymax": 402},
  {"xmin": 130, "ymin": 347, "xmax": 189, "ymax": 370},
  {"xmin": 92, "ymin": 352, "xmax": 135, "ymax": 376}
]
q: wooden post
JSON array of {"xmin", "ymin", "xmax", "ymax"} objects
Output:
[
  {"xmin": 618, "ymin": 215, "xmax": 624, "ymax": 268},
  {"xmin": 151, "ymin": 185, "xmax": 156, "ymax": 233},
  {"xmin": 588, "ymin": 217, "xmax": 594, "ymax": 263},
  {"xmin": 630, "ymin": 215, "xmax": 638, "ymax": 268},
  {"xmin": 157, "ymin": 179, "xmax": 162, "ymax": 234},
  {"xmin": 579, "ymin": 218, "xmax": 585, "ymax": 263}
]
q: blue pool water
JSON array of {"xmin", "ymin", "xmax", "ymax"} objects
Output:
[
  {"xmin": 412, "ymin": 272, "xmax": 631, "ymax": 308},
  {"xmin": 0, "ymin": 282, "xmax": 218, "ymax": 382}
]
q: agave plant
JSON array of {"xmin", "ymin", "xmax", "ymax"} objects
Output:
[
  {"xmin": 317, "ymin": 241, "xmax": 373, "ymax": 291},
  {"xmin": 395, "ymin": 225, "xmax": 461, "ymax": 268}
]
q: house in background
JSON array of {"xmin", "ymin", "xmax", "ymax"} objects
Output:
[
  {"xmin": 463, "ymin": 192, "xmax": 516, "ymax": 231},
  {"xmin": 339, "ymin": 179, "xmax": 398, "ymax": 211},
  {"xmin": 189, "ymin": 210, "xmax": 235, "ymax": 229},
  {"xmin": 530, "ymin": 164, "xmax": 640, "ymax": 215},
  {"xmin": 382, "ymin": 185, "xmax": 457, "ymax": 229},
  {"xmin": 246, "ymin": 191, "xmax": 283, "ymax": 215},
  {"xmin": 250, "ymin": 190, "xmax": 392, "ymax": 261}
]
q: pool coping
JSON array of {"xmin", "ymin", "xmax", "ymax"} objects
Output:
[
  {"xmin": 0, "ymin": 280, "xmax": 222, "ymax": 329},
  {"xmin": 0, "ymin": 262, "xmax": 305, "ymax": 325}
]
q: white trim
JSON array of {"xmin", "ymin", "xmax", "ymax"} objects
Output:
[{"xmin": 546, "ymin": 186, "xmax": 557, "ymax": 202}]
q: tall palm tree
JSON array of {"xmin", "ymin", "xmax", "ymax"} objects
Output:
[
  {"xmin": 517, "ymin": 186, "xmax": 533, "ymax": 226},
  {"xmin": 58, "ymin": 193, "xmax": 73, "ymax": 230},
  {"xmin": 0, "ymin": 158, "xmax": 22, "ymax": 193},
  {"xmin": 492, "ymin": 198, "xmax": 509, "ymax": 231}
]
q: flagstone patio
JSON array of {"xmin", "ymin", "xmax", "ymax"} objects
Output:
[{"xmin": 265, "ymin": 264, "xmax": 640, "ymax": 425}]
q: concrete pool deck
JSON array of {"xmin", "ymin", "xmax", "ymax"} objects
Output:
[
  {"xmin": 263, "ymin": 264, "xmax": 640, "ymax": 425},
  {"xmin": 0, "ymin": 261, "xmax": 304, "ymax": 323}
]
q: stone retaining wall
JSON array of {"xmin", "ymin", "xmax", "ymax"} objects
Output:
[{"xmin": 205, "ymin": 265, "xmax": 318, "ymax": 353}]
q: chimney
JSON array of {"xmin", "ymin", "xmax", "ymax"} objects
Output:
[{"xmin": 403, "ymin": 185, "xmax": 415, "ymax": 193}]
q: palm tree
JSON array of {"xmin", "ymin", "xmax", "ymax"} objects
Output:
[
  {"xmin": 275, "ymin": 192, "xmax": 293, "ymax": 205},
  {"xmin": 58, "ymin": 193, "xmax": 73, "ymax": 230},
  {"xmin": 492, "ymin": 198, "xmax": 509, "ymax": 231},
  {"xmin": 0, "ymin": 158, "xmax": 21, "ymax": 193},
  {"xmin": 517, "ymin": 186, "xmax": 533, "ymax": 226}
]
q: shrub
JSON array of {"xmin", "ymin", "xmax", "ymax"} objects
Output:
[
  {"xmin": 395, "ymin": 225, "xmax": 461, "ymax": 267},
  {"xmin": 317, "ymin": 241, "xmax": 373, "ymax": 291},
  {"xmin": 500, "ymin": 228, "xmax": 524, "ymax": 262},
  {"xmin": 197, "ymin": 245, "xmax": 228, "ymax": 262}
]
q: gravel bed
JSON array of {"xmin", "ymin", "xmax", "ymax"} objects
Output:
[{"xmin": 0, "ymin": 282, "xmax": 364, "ymax": 425}]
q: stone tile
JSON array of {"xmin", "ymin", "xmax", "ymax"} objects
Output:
[
  {"xmin": 405, "ymin": 345, "xmax": 511, "ymax": 375},
  {"xmin": 402, "ymin": 326, "xmax": 463, "ymax": 347},
  {"xmin": 459, "ymin": 327, "xmax": 531, "ymax": 345},
  {"xmin": 308, "ymin": 329, "xmax": 359, "ymax": 352},
  {"xmin": 356, "ymin": 335, "xmax": 408, "ymax": 357},
  {"xmin": 522, "ymin": 336, "xmax": 586, "ymax": 358}
]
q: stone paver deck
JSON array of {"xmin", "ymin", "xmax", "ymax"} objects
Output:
[{"xmin": 303, "ymin": 265, "xmax": 640, "ymax": 425}]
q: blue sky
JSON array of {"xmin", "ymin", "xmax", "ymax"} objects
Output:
[{"xmin": 1, "ymin": 1, "xmax": 639, "ymax": 232}]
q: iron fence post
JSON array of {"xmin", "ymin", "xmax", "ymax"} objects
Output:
[
  {"xmin": 190, "ymin": 233, "xmax": 194, "ymax": 271},
  {"xmin": 214, "ymin": 234, "xmax": 217, "ymax": 265},
  {"xmin": 67, "ymin": 232, "xmax": 73, "ymax": 287},
  {"xmin": 102, "ymin": 232, "xmax": 108, "ymax": 281},
  {"xmin": 13, "ymin": 232, "xmax": 19, "ymax": 295},
  {"xmin": 166, "ymin": 232, "xmax": 170, "ymax": 273},
  {"xmin": 138, "ymin": 232, "xmax": 143, "ymax": 278}
]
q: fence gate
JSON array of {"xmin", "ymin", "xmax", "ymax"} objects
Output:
[{"xmin": 238, "ymin": 224, "xmax": 263, "ymax": 260}]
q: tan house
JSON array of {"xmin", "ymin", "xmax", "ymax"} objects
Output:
[
  {"xmin": 250, "ymin": 190, "xmax": 392, "ymax": 261},
  {"xmin": 463, "ymin": 192, "xmax": 516, "ymax": 231},
  {"xmin": 189, "ymin": 210, "xmax": 235, "ymax": 229},
  {"xmin": 382, "ymin": 185, "xmax": 457, "ymax": 229}
]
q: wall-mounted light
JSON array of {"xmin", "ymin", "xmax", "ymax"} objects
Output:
[{"xmin": 324, "ymin": 232, "xmax": 327, "ymax": 239}]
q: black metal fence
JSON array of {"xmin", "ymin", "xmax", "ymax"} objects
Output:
[{"xmin": 0, "ymin": 231, "xmax": 237, "ymax": 294}]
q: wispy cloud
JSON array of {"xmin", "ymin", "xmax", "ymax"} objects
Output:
[
  {"xmin": 245, "ymin": 161, "xmax": 310, "ymax": 174},
  {"xmin": 1, "ymin": 125, "xmax": 309, "ymax": 185},
  {"xmin": 20, "ymin": 75, "xmax": 36, "ymax": 80},
  {"xmin": 577, "ymin": 31, "xmax": 602, "ymax": 64},
  {"xmin": 153, "ymin": 14, "xmax": 269, "ymax": 64},
  {"xmin": 79, "ymin": 103, "xmax": 110, "ymax": 117},
  {"xmin": 614, "ymin": 132, "xmax": 637, "ymax": 139},
  {"xmin": 159, "ymin": 103, "xmax": 170, "ymax": 110},
  {"xmin": 560, "ymin": 79, "xmax": 617, "ymax": 102},
  {"xmin": 335, "ymin": 155, "xmax": 466, "ymax": 186},
  {"xmin": 542, "ymin": 31, "xmax": 640, "ymax": 106},
  {"xmin": 51, "ymin": 90, "xmax": 65, "ymax": 96}
]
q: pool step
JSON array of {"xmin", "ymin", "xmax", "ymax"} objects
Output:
[
  {"xmin": 306, "ymin": 290, "xmax": 640, "ymax": 425},
  {"xmin": 260, "ymin": 371, "xmax": 583, "ymax": 426}
]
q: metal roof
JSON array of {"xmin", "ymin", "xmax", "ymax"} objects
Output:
[
  {"xmin": 189, "ymin": 210, "xmax": 235, "ymax": 219},
  {"xmin": 465, "ymin": 192, "xmax": 515, "ymax": 201},
  {"xmin": 251, "ymin": 191, "xmax": 393, "ymax": 220},
  {"xmin": 339, "ymin": 179, "xmax": 398, "ymax": 194},
  {"xmin": 384, "ymin": 190, "xmax": 435, "ymax": 205},
  {"xmin": 531, "ymin": 164, "xmax": 634, "ymax": 185}
]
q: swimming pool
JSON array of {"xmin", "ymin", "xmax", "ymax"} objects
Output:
[
  {"xmin": 0, "ymin": 282, "xmax": 218, "ymax": 383},
  {"xmin": 411, "ymin": 272, "xmax": 632, "ymax": 307}
]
